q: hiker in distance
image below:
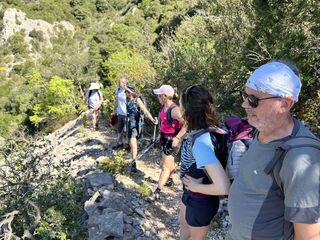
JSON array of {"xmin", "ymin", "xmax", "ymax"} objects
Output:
[
  {"xmin": 125, "ymin": 86, "xmax": 158, "ymax": 172},
  {"xmin": 149, "ymin": 85, "xmax": 186, "ymax": 201},
  {"xmin": 86, "ymin": 82, "xmax": 103, "ymax": 130},
  {"xmin": 112, "ymin": 77, "xmax": 129, "ymax": 150},
  {"xmin": 179, "ymin": 85, "xmax": 230, "ymax": 240},
  {"xmin": 227, "ymin": 61, "xmax": 320, "ymax": 240}
]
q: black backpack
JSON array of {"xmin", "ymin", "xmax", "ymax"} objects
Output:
[
  {"xmin": 130, "ymin": 96, "xmax": 147, "ymax": 139},
  {"xmin": 190, "ymin": 127, "xmax": 229, "ymax": 169}
]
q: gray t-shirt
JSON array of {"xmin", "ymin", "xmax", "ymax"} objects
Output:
[{"xmin": 228, "ymin": 119, "xmax": 320, "ymax": 240}]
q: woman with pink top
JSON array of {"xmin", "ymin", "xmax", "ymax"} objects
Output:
[{"xmin": 150, "ymin": 85, "xmax": 186, "ymax": 201}]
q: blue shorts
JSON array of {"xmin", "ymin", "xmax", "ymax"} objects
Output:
[
  {"xmin": 182, "ymin": 190, "xmax": 219, "ymax": 227},
  {"xmin": 127, "ymin": 120, "xmax": 138, "ymax": 139}
]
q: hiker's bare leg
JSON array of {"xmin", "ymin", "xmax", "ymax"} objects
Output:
[
  {"xmin": 92, "ymin": 109, "xmax": 99, "ymax": 127},
  {"xmin": 179, "ymin": 200, "xmax": 209, "ymax": 240},
  {"xmin": 179, "ymin": 201, "xmax": 191, "ymax": 240},
  {"xmin": 130, "ymin": 137, "xmax": 138, "ymax": 159},
  {"xmin": 189, "ymin": 225, "xmax": 209, "ymax": 240},
  {"xmin": 158, "ymin": 154, "xmax": 175, "ymax": 189}
]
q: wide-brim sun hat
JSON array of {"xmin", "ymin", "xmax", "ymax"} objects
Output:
[
  {"xmin": 153, "ymin": 85, "xmax": 174, "ymax": 97},
  {"xmin": 89, "ymin": 82, "xmax": 100, "ymax": 90}
]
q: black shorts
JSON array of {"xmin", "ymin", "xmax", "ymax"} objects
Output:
[
  {"xmin": 181, "ymin": 190, "xmax": 219, "ymax": 227},
  {"xmin": 117, "ymin": 114, "xmax": 126, "ymax": 133},
  {"xmin": 160, "ymin": 132, "xmax": 174, "ymax": 147}
]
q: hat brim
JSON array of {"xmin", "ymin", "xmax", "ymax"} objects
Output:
[
  {"xmin": 89, "ymin": 87, "xmax": 99, "ymax": 90},
  {"xmin": 153, "ymin": 89, "xmax": 163, "ymax": 95},
  {"xmin": 125, "ymin": 88, "xmax": 135, "ymax": 94}
]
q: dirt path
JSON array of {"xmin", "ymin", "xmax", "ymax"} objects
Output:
[{"xmin": 89, "ymin": 116, "xmax": 228, "ymax": 239}]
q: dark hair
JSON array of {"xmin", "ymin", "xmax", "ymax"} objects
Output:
[
  {"xmin": 125, "ymin": 86, "xmax": 139, "ymax": 98},
  {"xmin": 168, "ymin": 93, "xmax": 179, "ymax": 102},
  {"xmin": 270, "ymin": 59, "xmax": 300, "ymax": 77},
  {"xmin": 181, "ymin": 85, "xmax": 219, "ymax": 130}
]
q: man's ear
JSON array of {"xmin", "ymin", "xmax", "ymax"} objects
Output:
[{"xmin": 281, "ymin": 97, "xmax": 295, "ymax": 111}]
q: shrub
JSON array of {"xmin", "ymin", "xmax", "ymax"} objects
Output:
[
  {"xmin": 29, "ymin": 29, "xmax": 44, "ymax": 41},
  {"xmin": 138, "ymin": 182, "xmax": 152, "ymax": 199},
  {"xmin": 98, "ymin": 150, "xmax": 127, "ymax": 175},
  {"xmin": 0, "ymin": 140, "xmax": 86, "ymax": 239}
]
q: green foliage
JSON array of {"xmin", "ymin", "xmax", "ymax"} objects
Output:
[
  {"xmin": 0, "ymin": 113, "xmax": 21, "ymax": 138},
  {"xmin": 13, "ymin": 0, "xmax": 75, "ymax": 23},
  {"xmin": 81, "ymin": 114, "xmax": 90, "ymax": 127},
  {"xmin": 1, "ymin": 0, "xmax": 320, "ymax": 141},
  {"xmin": 0, "ymin": 141, "xmax": 86, "ymax": 239},
  {"xmin": 34, "ymin": 176, "xmax": 85, "ymax": 239},
  {"xmin": 28, "ymin": 73, "xmax": 81, "ymax": 128},
  {"xmin": 8, "ymin": 31, "xmax": 28, "ymax": 55},
  {"xmin": 98, "ymin": 150, "xmax": 127, "ymax": 175},
  {"xmin": 103, "ymin": 48, "xmax": 155, "ymax": 87},
  {"xmin": 101, "ymin": 86, "xmax": 116, "ymax": 117},
  {"xmin": 300, "ymin": 88, "xmax": 320, "ymax": 137},
  {"xmin": 138, "ymin": 181, "xmax": 152, "ymax": 198},
  {"xmin": 29, "ymin": 29, "xmax": 44, "ymax": 41}
]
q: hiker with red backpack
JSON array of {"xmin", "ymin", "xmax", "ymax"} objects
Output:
[
  {"xmin": 178, "ymin": 85, "xmax": 230, "ymax": 240},
  {"xmin": 149, "ymin": 84, "xmax": 186, "ymax": 201},
  {"xmin": 228, "ymin": 61, "xmax": 320, "ymax": 240},
  {"xmin": 125, "ymin": 86, "xmax": 158, "ymax": 172},
  {"xmin": 86, "ymin": 82, "xmax": 104, "ymax": 130}
]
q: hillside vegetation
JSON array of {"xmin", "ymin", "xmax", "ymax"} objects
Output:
[
  {"xmin": 0, "ymin": 0, "xmax": 319, "ymax": 140},
  {"xmin": 0, "ymin": 1, "xmax": 319, "ymax": 239}
]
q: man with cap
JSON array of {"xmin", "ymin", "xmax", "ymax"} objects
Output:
[
  {"xmin": 125, "ymin": 86, "xmax": 158, "ymax": 172},
  {"xmin": 227, "ymin": 61, "xmax": 320, "ymax": 240},
  {"xmin": 86, "ymin": 82, "xmax": 103, "ymax": 130}
]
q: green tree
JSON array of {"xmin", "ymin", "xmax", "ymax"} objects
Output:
[{"xmin": 28, "ymin": 73, "xmax": 80, "ymax": 128}]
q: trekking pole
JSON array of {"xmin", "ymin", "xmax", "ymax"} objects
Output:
[{"xmin": 134, "ymin": 118, "xmax": 158, "ymax": 161}]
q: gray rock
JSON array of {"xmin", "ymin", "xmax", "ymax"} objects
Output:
[
  {"xmin": 100, "ymin": 208, "xmax": 124, "ymax": 237},
  {"xmin": 84, "ymin": 172, "xmax": 114, "ymax": 190},
  {"xmin": 99, "ymin": 190, "xmax": 131, "ymax": 215}
]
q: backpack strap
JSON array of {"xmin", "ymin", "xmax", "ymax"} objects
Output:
[
  {"xmin": 167, "ymin": 105, "xmax": 176, "ymax": 125},
  {"xmin": 264, "ymin": 136, "xmax": 320, "ymax": 194},
  {"xmin": 190, "ymin": 127, "xmax": 228, "ymax": 168}
]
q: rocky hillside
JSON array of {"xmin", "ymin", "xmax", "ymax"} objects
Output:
[
  {"xmin": 0, "ymin": 8, "xmax": 74, "ymax": 71},
  {"xmin": 38, "ymin": 111, "xmax": 229, "ymax": 239}
]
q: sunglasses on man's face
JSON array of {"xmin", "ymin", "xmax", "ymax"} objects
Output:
[{"xmin": 240, "ymin": 91, "xmax": 281, "ymax": 108}]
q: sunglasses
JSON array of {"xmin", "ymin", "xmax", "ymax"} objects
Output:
[{"xmin": 240, "ymin": 91, "xmax": 281, "ymax": 108}]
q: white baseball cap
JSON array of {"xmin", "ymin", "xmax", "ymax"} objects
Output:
[{"xmin": 153, "ymin": 85, "xmax": 174, "ymax": 97}]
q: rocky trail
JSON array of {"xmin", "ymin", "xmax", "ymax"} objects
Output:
[{"xmin": 45, "ymin": 112, "xmax": 229, "ymax": 239}]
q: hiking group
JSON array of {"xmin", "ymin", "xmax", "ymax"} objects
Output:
[{"xmin": 89, "ymin": 60, "xmax": 320, "ymax": 240}]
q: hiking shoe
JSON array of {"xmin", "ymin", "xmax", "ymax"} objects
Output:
[
  {"xmin": 149, "ymin": 190, "xmax": 160, "ymax": 202},
  {"xmin": 165, "ymin": 177, "xmax": 174, "ymax": 187},
  {"xmin": 130, "ymin": 161, "xmax": 137, "ymax": 173},
  {"xmin": 112, "ymin": 143, "xmax": 124, "ymax": 150}
]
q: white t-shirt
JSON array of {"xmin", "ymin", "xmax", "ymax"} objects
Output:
[
  {"xmin": 116, "ymin": 87, "xmax": 126, "ymax": 116},
  {"xmin": 86, "ymin": 90, "xmax": 102, "ymax": 108}
]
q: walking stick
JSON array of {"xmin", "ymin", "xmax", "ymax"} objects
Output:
[{"xmin": 133, "ymin": 118, "xmax": 158, "ymax": 161}]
